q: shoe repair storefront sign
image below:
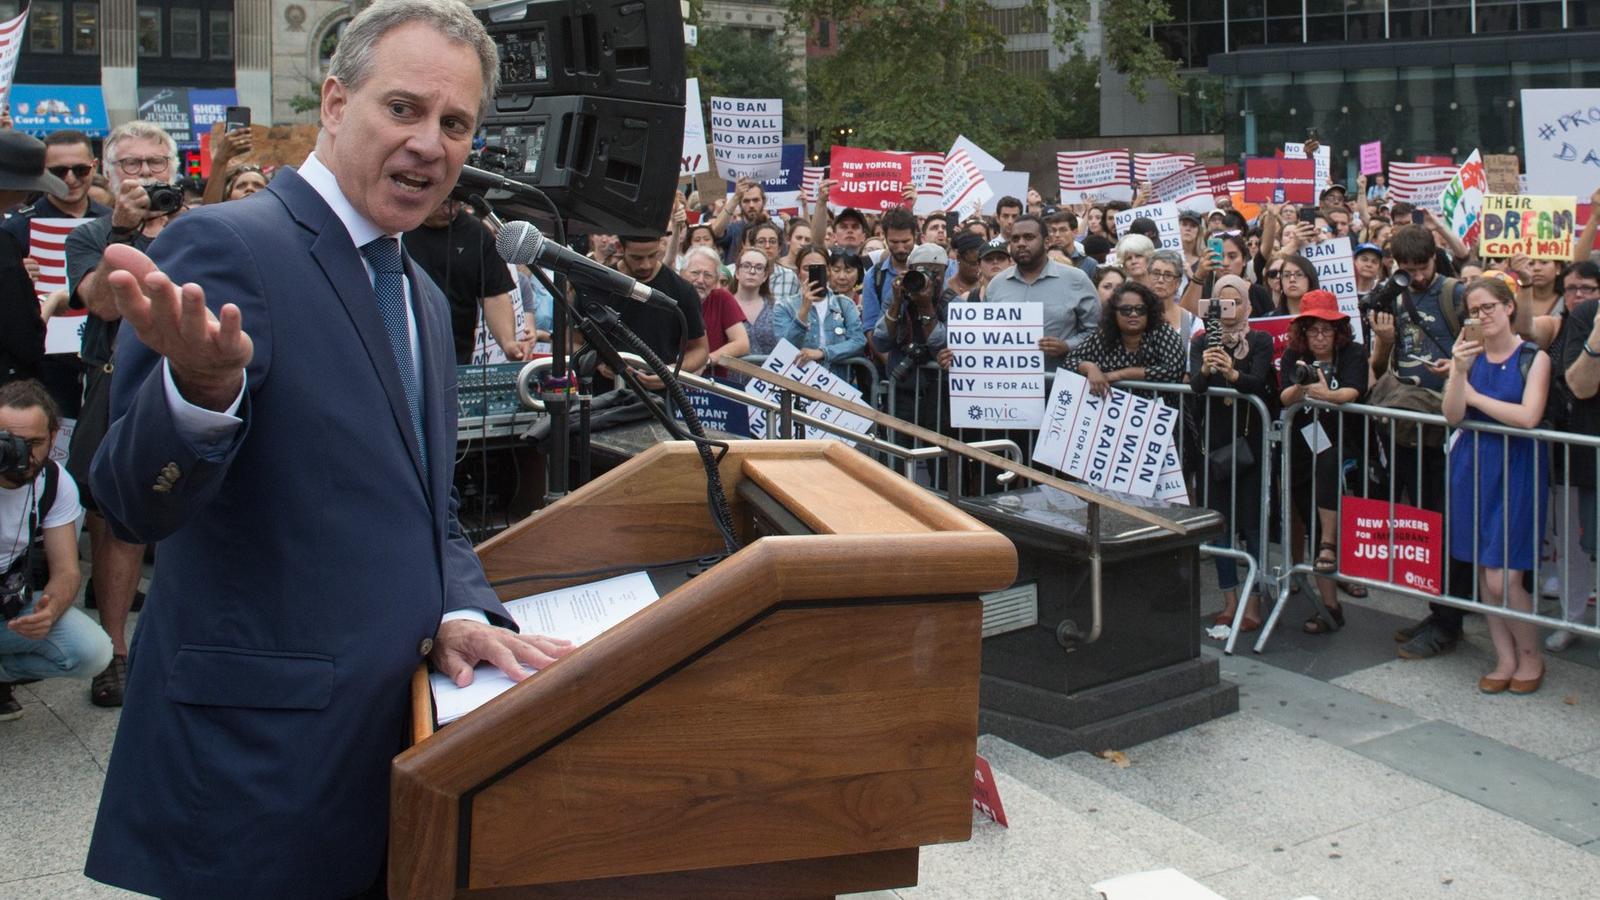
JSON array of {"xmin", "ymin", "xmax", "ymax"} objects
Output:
[{"xmin": 1339, "ymin": 497, "xmax": 1443, "ymax": 595}]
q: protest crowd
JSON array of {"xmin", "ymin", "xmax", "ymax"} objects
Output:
[{"xmin": 3, "ymin": 115, "xmax": 1598, "ymax": 731}]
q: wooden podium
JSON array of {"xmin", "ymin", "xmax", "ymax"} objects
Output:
[{"xmin": 391, "ymin": 441, "xmax": 1017, "ymax": 899}]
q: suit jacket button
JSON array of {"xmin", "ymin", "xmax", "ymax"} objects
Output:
[{"xmin": 419, "ymin": 637, "xmax": 434, "ymax": 657}]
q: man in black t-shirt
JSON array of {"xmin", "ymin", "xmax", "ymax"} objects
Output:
[
  {"xmin": 580, "ymin": 234, "xmax": 706, "ymax": 390},
  {"xmin": 403, "ymin": 199, "xmax": 520, "ymax": 364}
]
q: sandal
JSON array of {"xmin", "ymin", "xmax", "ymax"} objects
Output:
[
  {"xmin": 1313, "ymin": 542, "xmax": 1338, "ymax": 575},
  {"xmin": 1339, "ymin": 580, "xmax": 1368, "ymax": 598},
  {"xmin": 90, "ymin": 654, "xmax": 127, "ymax": 708},
  {"xmin": 1303, "ymin": 603, "xmax": 1346, "ymax": 635}
]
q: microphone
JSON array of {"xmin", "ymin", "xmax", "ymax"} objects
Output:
[{"xmin": 494, "ymin": 220, "xmax": 678, "ymax": 310}]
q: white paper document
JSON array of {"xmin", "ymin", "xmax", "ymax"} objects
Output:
[{"xmin": 428, "ymin": 570, "xmax": 660, "ymax": 725}]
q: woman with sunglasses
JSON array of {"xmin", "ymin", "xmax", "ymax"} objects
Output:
[
  {"xmin": 1063, "ymin": 281, "xmax": 1186, "ymax": 397},
  {"xmin": 1444, "ymin": 277, "xmax": 1551, "ymax": 694},
  {"xmin": 1192, "ymin": 275, "xmax": 1278, "ymax": 634},
  {"xmin": 732, "ymin": 247, "xmax": 779, "ymax": 356},
  {"xmin": 1271, "ymin": 254, "xmax": 1319, "ymax": 317},
  {"xmin": 1279, "ymin": 291, "xmax": 1369, "ymax": 635}
]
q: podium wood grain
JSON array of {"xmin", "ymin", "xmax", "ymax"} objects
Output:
[{"xmin": 392, "ymin": 441, "xmax": 1016, "ymax": 899}]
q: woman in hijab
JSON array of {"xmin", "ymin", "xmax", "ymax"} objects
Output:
[{"xmin": 1190, "ymin": 274, "xmax": 1279, "ymax": 635}]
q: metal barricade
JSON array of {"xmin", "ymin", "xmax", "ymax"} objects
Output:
[{"xmin": 1259, "ymin": 397, "xmax": 1600, "ymax": 653}]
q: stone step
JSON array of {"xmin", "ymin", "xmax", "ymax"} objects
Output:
[{"xmin": 979, "ymin": 735, "xmax": 1305, "ymax": 900}]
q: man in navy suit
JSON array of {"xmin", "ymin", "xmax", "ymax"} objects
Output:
[{"xmin": 82, "ymin": 2, "xmax": 572, "ymax": 896}]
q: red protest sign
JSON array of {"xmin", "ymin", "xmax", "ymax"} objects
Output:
[
  {"xmin": 828, "ymin": 146, "xmax": 910, "ymax": 212},
  {"xmin": 1245, "ymin": 158, "xmax": 1316, "ymax": 204},
  {"xmin": 1414, "ymin": 155, "xmax": 1454, "ymax": 166},
  {"xmin": 1205, "ymin": 165, "xmax": 1238, "ymax": 200},
  {"xmin": 1339, "ymin": 497, "xmax": 1444, "ymax": 596},
  {"xmin": 973, "ymin": 755, "xmax": 1008, "ymax": 827},
  {"xmin": 1249, "ymin": 315, "xmax": 1293, "ymax": 370}
]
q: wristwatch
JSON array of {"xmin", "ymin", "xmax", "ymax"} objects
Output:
[{"xmin": 1584, "ymin": 340, "xmax": 1600, "ymax": 359}]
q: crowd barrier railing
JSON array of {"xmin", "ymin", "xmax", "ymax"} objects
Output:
[{"xmin": 1256, "ymin": 396, "xmax": 1600, "ymax": 654}]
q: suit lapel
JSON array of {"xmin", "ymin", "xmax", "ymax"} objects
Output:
[
  {"xmin": 271, "ymin": 171, "xmax": 429, "ymax": 495},
  {"xmin": 404, "ymin": 251, "xmax": 451, "ymax": 520}
]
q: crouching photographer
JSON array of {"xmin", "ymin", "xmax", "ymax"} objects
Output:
[{"xmin": 0, "ymin": 380, "xmax": 109, "ymax": 721}]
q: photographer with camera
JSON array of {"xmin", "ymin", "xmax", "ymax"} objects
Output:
[
  {"xmin": 1279, "ymin": 291, "xmax": 1369, "ymax": 636},
  {"xmin": 61, "ymin": 121, "xmax": 182, "ymax": 707},
  {"xmin": 0, "ymin": 380, "xmax": 111, "ymax": 721}
]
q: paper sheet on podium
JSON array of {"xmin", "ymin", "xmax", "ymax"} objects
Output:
[{"xmin": 428, "ymin": 570, "xmax": 661, "ymax": 725}]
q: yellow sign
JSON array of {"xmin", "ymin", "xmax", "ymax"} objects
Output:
[{"xmin": 1479, "ymin": 194, "xmax": 1576, "ymax": 260}]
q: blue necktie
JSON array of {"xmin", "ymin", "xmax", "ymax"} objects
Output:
[{"xmin": 360, "ymin": 237, "xmax": 427, "ymax": 477}]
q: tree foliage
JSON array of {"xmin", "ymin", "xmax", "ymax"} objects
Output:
[
  {"xmin": 788, "ymin": 0, "xmax": 1052, "ymax": 154},
  {"xmin": 1045, "ymin": 52, "xmax": 1100, "ymax": 139},
  {"xmin": 1097, "ymin": 0, "xmax": 1181, "ymax": 102},
  {"xmin": 688, "ymin": 25, "xmax": 804, "ymax": 132}
]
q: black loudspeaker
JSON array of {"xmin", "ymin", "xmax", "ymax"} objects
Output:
[{"xmin": 468, "ymin": 0, "xmax": 684, "ymax": 235}]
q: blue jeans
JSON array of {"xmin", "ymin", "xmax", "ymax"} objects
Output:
[{"xmin": 0, "ymin": 595, "xmax": 113, "ymax": 682}]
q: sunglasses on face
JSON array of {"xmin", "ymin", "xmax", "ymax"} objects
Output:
[
  {"xmin": 48, "ymin": 164, "xmax": 94, "ymax": 180},
  {"xmin": 1266, "ymin": 269, "xmax": 1282, "ymax": 279},
  {"xmin": 1113, "ymin": 304, "xmax": 1149, "ymax": 318}
]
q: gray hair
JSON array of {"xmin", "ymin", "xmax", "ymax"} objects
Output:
[
  {"xmin": 328, "ymin": 0, "xmax": 500, "ymax": 121},
  {"xmin": 680, "ymin": 245, "xmax": 723, "ymax": 273},
  {"xmin": 103, "ymin": 121, "xmax": 178, "ymax": 187},
  {"xmin": 1150, "ymin": 248, "xmax": 1185, "ymax": 274},
  {"xmin": 1114, "ymin": 233, "xmax": 1154, "ymax": 260}
]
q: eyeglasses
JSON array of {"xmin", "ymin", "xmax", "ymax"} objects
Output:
[
  {"xmin": 1566, "ymin": 282, "xmax": 1600, "ymax": 296},
  {"xmin": 1149, "ymin": 271, "xmax": 1179, "ymax": 282},
  {"xmin": 113, "ymin": 156, "xmax": 173, "ymax": 175},
  {"xmin": 1467, "ymin": 303, "xmax": 1506, "ymax": 317},
  {"xmin": 1113, "ymin": 305, "xmax": 1149, "ymax": 317},
  {"xmin": 752, "ymin": 237, "xmax": 780, "ymax": 247},
  {"xmin": 1305, "ymin": 323, "xmax": 1336, "ymax": 336},
  {"xmin": 47, "ymin": 164, "xmax": 93, "ymax": 180},
  {"xmin": 737, "ymin": 263, "xmax": 767, "ymax": 273},
  {"xmin": 1279, "ymin": 270, "xmax": 1307, "ymax": 282}
]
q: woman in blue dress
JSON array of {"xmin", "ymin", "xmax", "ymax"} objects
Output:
[{"xmin": 1444, "ymin": 277, "xmax": 1551, "ymax": 695}]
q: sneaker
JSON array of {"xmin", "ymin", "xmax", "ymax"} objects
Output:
[
  {"xmin": 1541, "ymin": 574, "xmax": 1563, "ymax": 599},
  {"xmin": 1397, "ymin": 622, "xmax": 1460, "ymax": 659},
  {"xmin": 1546, "ymin": 629, "xmax": 1578, "ymax": 652},
  {"xmin": 1394, "ymin": 614, "xmax": 1436, "ymax": 643},
  {"xmin": 0, "ymin": 683, "xmax": 21, "ymax": 721}
]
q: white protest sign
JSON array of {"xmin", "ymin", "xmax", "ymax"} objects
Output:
[
  {"xmin": 980, "ymin": 170, "xmax": 1031, "ymax": 215},
  {"xmin": 1154, "ymin": 424, "xmax": 1189, "ymax": 505},
  {"xmin": 1151, "ymin": 165, "xmax": 1216, "ymax": 212},
  {"xmin": 951, "ymin": 134, "xmax": 1002, "ymax": 171},
  {"xmin": 743, "ymin": 339, "xmax": 872, "ymax": 445},
  {"xmin": 907, "ymin": 152, "xmax": 945, "ymax": 215},
  {"xmin": 1387, "ymin": 162, "xmax": 1457, "ymax": 212},
  {"xmin": 1133, "ymin": 153, "xmax": 1196, "ymax": 184},
  {"xmin": 946, "ymin": 303, "xmax": 1045, "ymax": 430},
  {"xmin": 1031, "ymin": 371, "xmax": 1179, "ymax": 500},
  {"xmin": 709, "ymin": 96, "xmax": 783, "ymax": 180},
  {"xmin": 679, "ymin": 78, "xmax": 709, "ymax": 177},
  {"xmin": 1284, "ymin": 142, "xmax": 1333, "ymax": 197},
  {"xmin": 0, "ymin": 7, "xmax": 26, "ymax": 104},
  {"xmin": 30, "ymin": 217, "xmax": 90, "ymax": 355},
  {"xmin": 1112, "ymin": 202, "xmax": 1184, "ymax": 260},
  {"xmin": 942, "ymin": 147, "xmax": 993, "ymax": 219},
  {"xmin": 1299, "ymin": 236, "xmax": 1364, "ymax": 344},
  {"xmin": 1056, "ymin": 150, "xmax": 1133, "ymax": 204},
  {"xmin": 1521, "ymin": 88, "xmax": 1600, "ymax": 198}
]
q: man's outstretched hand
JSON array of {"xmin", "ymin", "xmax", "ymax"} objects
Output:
[
  {"xmin": 431, "ymin": 618, "xmax": 575, "ymax": 687},
  {"xmin": 102, "ymin": 243, "xmax": 252, "ymax": 411}
]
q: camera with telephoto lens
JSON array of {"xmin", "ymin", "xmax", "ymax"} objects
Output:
[
  {"xmin": 1293, "ymin": 359, "xmax": 1333, "ymax": 387},
  {"xmin": 900, "ymin": 269, "xmax": 930, "ymax": 296},
  {"xmin": 0, "ymin": 430, "xmax": 29, "ymax": 482},
  {"xmin": 143, "ymin": 182, "xmax": 184, "ymax": 215},
  {"xmin": 0, "ymin": 566, "xmax": 26, "ymax": 621},
  {"xmin": 1359, "ymin": 269, "xmax": 1410, "ymax": 316},
  {"xmin": 888, "ymin": 342, "xmax": 930, "ymax": 383}
]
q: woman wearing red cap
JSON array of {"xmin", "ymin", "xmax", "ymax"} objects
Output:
[{"xmin": 1280, "ymin": 290, "xmax": 1369, "ymax": 634}]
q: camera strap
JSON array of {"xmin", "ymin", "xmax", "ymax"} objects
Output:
[{"xmin": 31, "ymin": 460, "xmax": 59, "ymax": 549}]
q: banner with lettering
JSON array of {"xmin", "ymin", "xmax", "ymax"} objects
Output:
[
  {"xmin": 1387, "ymin": 162, "xmax": 1457, "ymax": 211},
  {"xmin": 906, "ymin": 152, "xmax": 945, "ymax": 215},
  {"xmin": 679, "ymin": 77, "xmax": 709, "ymax": 178},
  {"xmin": 1339, "ymin": 497, "xmax": 1443, "ymax": 596},
  {"xmin": 828, "ymin": 146, "xmax": 909, "ymax": 212},
  {"xmin": 1133, "ymin": 152, "xmax": 1196, "ymax": 184},
  {"xmin": 1479, "ymin": 194, "xmax": 1577, "ymax": 260},
  {"xmin": 1032, "ymin": 371, "xmax": 1184, "ymax": 500},
  {"xmin": 1244, "ymin": 157, "xmax": 1316, "ymax": 204},
  {"xmin": 942, "ymin": 146, "xmax": 993, "ymax": 219},
  {"xmin": 730, "ymin": 144, "xmax": 804, "ymax": 216},
  {"xmin": 1439, "ymin": 150, "xmax": 1487, "ymax": 248},
  {"xmin": 1111, "ymin": 202, "xmax": 1183, "ymax": 259},
  {"xmin": 1299, "ymin": 237, "xmax": 1364, "ymax": 343},
  {"xmin": 945, "ymin": 303, "xmax": 1045, "ymax": 429},
  {"xmin": 1520, "ymin": 88, "xmax": 1600, "ymax": 198},
  {"xmin": 1205, "ymin": 165, "xmax": 1239, "ymax": 202},
  {"xmin": 709, "ymin": 96, "xmax": 783, "ymax": 180},
  {"xmin": 0, "ymin": 7, "xmax": 28, "ymax": 106},
  {"xmin": 800, "ymin": 165, "xmax": 824, "ymax": 203},
  {"xmin": 30, "ymin": 218, "xmax": 90, "ymax": 355},
  {"xmin": 1056, "ymin": 150, "xmax": 1133, "ymax": 204},
  {"xmin": 1284, "ymin": 142, "xmax": 1332, "ymax": 197},
  {"xmin": 1152, "ymin": 165, "xmax": 1217, "ymax": 212},
  {"xmin": 1359, "ymin": 141, "xmax": 1384, "ymax": 176}
]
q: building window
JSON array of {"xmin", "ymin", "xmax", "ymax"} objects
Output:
[
  {"xmin": 318, "ymin": 18, "xmax": 350, "ymax": 73},
  {"xmin": 1006, "ymin": 48, "xmax": 1049, "ymax": 75},
  {"xmin": 72, "ymin": 2, "xmax": 96, "ymax": 54},
  {"xmin": 815, "ymin": 17, "xmax": 829, "ymax": 48},
  {"xmin": 137, "ymin": 7, "xmax": 161, "ymax": 56},
  {"xmin": 0, "ymin": 2, "xmax": 18, "ymax": 19},
  {"xmin": 211, "ymin": 10, "xmax": 232, "ymax": 59},
  {"xmin": 28, "ymin": 1, "xmax": 61, "ymax": 53},
  {"xmin": 171, "ymin": 8, "xmax": 201, "ymax": 58}
]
